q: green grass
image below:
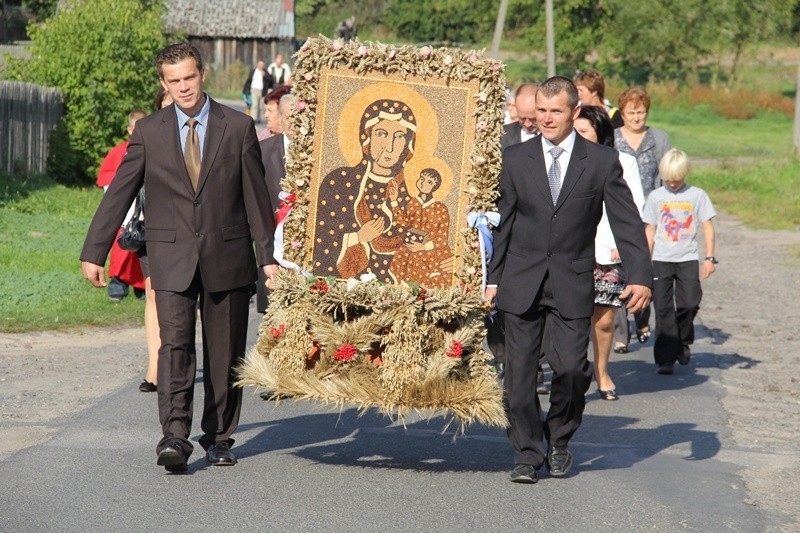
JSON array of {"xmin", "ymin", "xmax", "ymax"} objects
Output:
[
  {"xmin": 0, "ymin": 177, "xmax": 144, "ymax": 332},
  {"xmin": 690, "ymin": 158, "xmax": 800, "ymax": 230},
  {"xmin": 648, "ymin": 106, "xmax": 794, "ymax": 160}
]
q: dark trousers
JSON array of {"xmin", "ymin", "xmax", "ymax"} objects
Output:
[
  {"xmin": 154, "ymin": 267, "xmax": 251, "ymax": 457},
  {"xmin": 652, "ymin": 260, "xmax": 702, "ymax": 366},
  {"xmin": 502, "ymin": 274, "xmax": 593, "ymax": 466},
  {"xmin": 614, "ymin": 306, "xmax": 631, "ymax": 346},
  {"xmin": 634, "ymin": 304, "xmax": 651, "ymax": 333},
  {"xmin": 256, "ymin": 268, "xmax": 269, "ymax": 314}
]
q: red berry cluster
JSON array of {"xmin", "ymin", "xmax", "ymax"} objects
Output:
[
  {"xmin": 446, "ymin": 340, "xmax": 463, "ymax": 358},
  {"xmin": 309, "ymin": 279, "xmax": 329, "ymax": 294},
  {"xmin": 269, "ymin": 324, "xmax": 285, "ymax": 339},
  {"xmin": 416, "ymin": 288, "xmax": 428, "ymax": 302},
  {"xmin": 333, "ymin": 344, "xmax": 357, "ymax": 362}
]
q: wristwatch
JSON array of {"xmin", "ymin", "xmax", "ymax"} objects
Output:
[{"xmin": 705, "ymin": 256, "xmax": 719, "ymax": 264}]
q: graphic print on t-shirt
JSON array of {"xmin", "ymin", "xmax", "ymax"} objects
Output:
[{"xmin": 658, "ymin": 201, "xmax": 695, "ymax": 244}]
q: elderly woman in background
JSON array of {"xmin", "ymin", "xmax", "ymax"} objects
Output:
[
  {"xmin": 575, "ymin": 105, "xmax": 645, "ymax": 401},
  {"xmin": 614, "ymin": 86, "xmax": 671, "ymax": 345}
]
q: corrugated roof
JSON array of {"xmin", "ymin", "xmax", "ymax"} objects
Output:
[{"xmin": 165, "ymin": 0, "xmax": 295, "ymax": 39}]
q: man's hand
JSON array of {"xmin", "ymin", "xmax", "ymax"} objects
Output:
[
  {"xmin": 619, "ymin": 284, "xmax": 651, "ymax": 312},
  {"xmin": 702, "ymin": 260, "xmax": 715, "ymax": 279},
  {"xmin": 263, "ymin": 264, "xmax": 280, "ymax": 290},
  {"xmin": 483, "ymin": 286, "xmax": 497, "ymax": 308},
  {"xmin": 357, "ymin": 218, "xmax": 385, "ymax": 243},
  {"xmin": 81, "ymin": 261, "xmax": 107, "ymax": 288}
]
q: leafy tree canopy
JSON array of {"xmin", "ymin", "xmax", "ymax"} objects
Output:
[{"xmin": 7, "ymin": 0, "xmax": 166, "ymax": 183}]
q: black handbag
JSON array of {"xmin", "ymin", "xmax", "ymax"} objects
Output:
[{"xmin": 117, "ymin": 188, "xmax": 145, "ymax": 252}]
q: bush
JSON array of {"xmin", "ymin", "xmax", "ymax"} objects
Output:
[{"xmin": 6, "ymin": 0, "xmax": 167, "ymax": 184}]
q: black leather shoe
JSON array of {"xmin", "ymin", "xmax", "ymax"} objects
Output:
[
  {"xmin": 157, "ymin": 443, "xmax": 188, "ymax": 473},
  {"xmin": 536, "ymin": 368, "xmax": 549, "ymax": 395},
  {"xmin": 657, "ymin": 364, "xmax": 674, "ymax": 375},
  {"xmin": 510, "ymin": 464, "xmax": 539, "ymax": 484},
  {"xmin": 678, "ymin": 345, "xmax": 692, "ymax": 365},
  {"xmin": 206, "ymin": 442, "xmax": 237, "ymax": 466},
  {"xmin": 139, "ymin": 380, "xmax": 157, "ymax": 392},
  {"xmin": 546, "ymin": 445, "xmax": 573, "ymax": 477}
]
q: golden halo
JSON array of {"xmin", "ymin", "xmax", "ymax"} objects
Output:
[
  {"xmin": 336, "ymin": 82, "xmax": 439, "ymax": 169},
  {"xmin": 404, "ymin": 156, "xmax": 454, "ymax": 202}
]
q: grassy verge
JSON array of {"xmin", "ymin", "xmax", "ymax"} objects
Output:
[
  {"xmin": 690, "ymin": 158, "xmax": 800, "ymax": 230},
  {"xmin": 648, "ymin": 107, "xmax": 794, "ymax": 160},
  {"xmin": 0, "ymin": 176, "xmax": 144, "ymax": 332}
]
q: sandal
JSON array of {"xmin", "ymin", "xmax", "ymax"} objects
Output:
[
  {"xmin": 599, "ymin": 389, "xmax": 619, "ymax": 401},
  {"xmin": 613, "ymin": 343, "xmax": 629, "ymax": 354},
  {"xmin": 636, "ymin": 328, "xmax": 651, "ymax": 343}
]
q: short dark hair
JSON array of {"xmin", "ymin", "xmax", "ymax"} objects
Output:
[
  {"xmin": 420, "ymin": 167, "xmax": 442, "ymax": 194},
  {"xmin": 156, "ymin": 42, "xmax": 203, "ymax": 79},
  {"xmin": 264, "ymin": 85, "xmax": 291, "ymax": 105},
  {"xmin": 574, "ymin": 69, "xmax": 606, "ymax": 101},
  {"xmin": 577, "ymin": 105, "xmax": 614, "ymax": 147},
  {"xmin": 537, "ymin": 76, "xmax": 579, "ymax": 109}
]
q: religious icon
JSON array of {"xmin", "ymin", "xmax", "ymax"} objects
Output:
[{"xmin": 307, "ymin": 75, "xmax": 471, "ymax": 288}]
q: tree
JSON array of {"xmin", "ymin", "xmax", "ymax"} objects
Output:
[
  {"xmin": 714, "ymin": 0, "xmax": 797, "ymax": 87},
  {"xmin": 505, "ymin": 0, "xmax": 610, "ymax": 74},
  {"xmin": 7, "ymin": 0, "xmax": 166, "ymax": 183},
  {"xmin": 385, "ymin": 0, "xmax": 497, "ymax": 44}
]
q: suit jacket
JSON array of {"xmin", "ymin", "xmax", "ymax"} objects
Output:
[
  {"xmin": 500, "ymin": 122, "xmax": 522, "ymax": 151},
  {"xmin": 487, "ymin": 133, "xmax": 652, "ymax": 319},
  {"xmin": 259, "ymin": 133, "xmax": 286, "ymax": 215},
  {"xmin": 81, "ymin": 98, "xmax": 277, "ymax": 293}
]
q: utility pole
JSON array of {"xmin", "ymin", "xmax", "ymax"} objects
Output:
[
  {"xmin": 545, "ymin": 0, "xmax": 555, "ymax": 77},
  {"xmin": 491, "ymin": 0, "xmax": 509, "ymax": 59},
  {"xmin": 795, "ymin": 60, "xmax": 800, "ymax": 157}
]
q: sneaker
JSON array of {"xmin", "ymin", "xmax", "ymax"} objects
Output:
[
  {"xmin": 657, "ymin": 364, "xmax": 674, "ymax": 375},
  {"xmin": 678, "ymin": 345, "xmax": 691, "ymax": 365},
  {"xmin": 510, "ymin": 464, "xmax": 539, "ymax": 483}
]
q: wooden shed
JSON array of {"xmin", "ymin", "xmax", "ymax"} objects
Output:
[{"xmin": 164, "ymin": 0, "xmax": 296, "ymax": 71}]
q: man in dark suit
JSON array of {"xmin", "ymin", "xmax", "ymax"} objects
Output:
[
  {"xmin": 81, "ymin": 43, "xmax": 278, "ymax": 472},
  {"xmin": 485, "ymin": 76, "xmax": 652, "ymax": 483},
  {"xmin": 256, "ymin": 94, "xmax": 291, "ymax": 314},
  {"xmin": 495, "ymin": 82, "xmax": 550, "ymax": 393},
  {"xmin": 501, "ymin": 83, "xmax": 539, "ymax": 150}
]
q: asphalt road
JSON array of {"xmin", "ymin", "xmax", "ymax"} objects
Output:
[{"xmin": 0, "ymin": 300, "xmax": 783, "ymax": 532}]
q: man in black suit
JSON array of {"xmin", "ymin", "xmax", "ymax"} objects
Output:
[
  {"xmin": 256, "ymin": 94, "xmax": 291, "ymax": 314},
  {"xmin": 495, "ymin": 82, "xmax": 550, "ymax": 393},
  {"xmin": 501, "ymin": 83, "xmax": 539, "ymax": 150},
  {"xmin": 485, "ymin": 77, "xmax": 652, "ymax": 483},
  {"xmin": 81, "ymin": 43, "xmax": 278, "ymax": 472}
]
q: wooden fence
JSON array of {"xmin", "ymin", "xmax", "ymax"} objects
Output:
[{"xmin": 0, "ymin": 81, "xmax": 62, "ymax": 176}]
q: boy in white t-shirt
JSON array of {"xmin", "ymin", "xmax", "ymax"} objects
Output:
[{"xmin": 643, "ymin": 149, "xmax": 717, "ymax": 375}]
